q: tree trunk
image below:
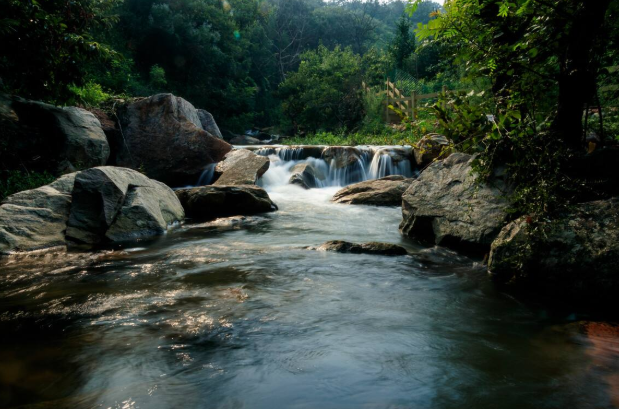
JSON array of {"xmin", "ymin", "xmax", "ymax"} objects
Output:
[{"xmin": 552, "ymin": 0, "xmax": 612, "ymax": 150}]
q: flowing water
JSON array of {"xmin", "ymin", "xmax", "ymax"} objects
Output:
[{"xmin": 1, "ymin": 147, "xmax": 618, "ymax": 409}]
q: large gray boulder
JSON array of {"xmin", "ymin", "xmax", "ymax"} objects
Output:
[
  {"xmin": 113, "ymin": 94, "xmax": 231, "ymax": 186},
  {"xmin": 413, "ymin": 133, "xmax": 451, "ymax": 168},
  {"xmin": 213, "ymin": 149, "xmax": 269, "ymax": 186},
  {"xmin": 66, "ymin": 167, "xmax": 184, "ymax": 244},
  {"xmin": 0, "ymin": 95, "xmax": 110, "ymax": 175},
  {"xmin": 400, "ymin": 153, "xmax": 510, "ymax": 251},
  {"xmin": 0, "ymin": 173, "xmax": 77, "ymax": 254},
  {"xmin": 288, "ymin": 163, "xmax": 326, "ymax": 189},
  {"xmin": 176, "ymin": 185, "xmax": 278, "ymax": 221},
  {"xmin": 488, "ymin": 198, "xmax": 619, "ymax": 305},
  {"xmin": 332, "ymin": 175, "xmax": 413, "ymax": 206},
  {"xmin": 197, "ymin": 109, "xmax": 223, "ymax": 139}
]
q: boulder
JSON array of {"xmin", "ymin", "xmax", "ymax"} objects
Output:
[
  {"xmin": 230, "ymin": 135, "xmax": 263, "ymax": 145},
  {"xmin": 66, "ymin": 167, "xmax": 184, "ymax": 244},
  {"xmin": 400, "ymin": 153, "xmax": 510, "ymax": 252},
  {"xmin": 213, "ymin": 149, "xmax": 270, "ymax": 186},
  {"xmin": 113, "ymin": 94, "xmax": 231, "ymax": 186},
  {"xmin": 488, "ymin": 198, "xmax": 619, "ymax": 306},
  {"xmin": 288, "ymin": 163, "xmax": 326, "ymax": 189},
  {"xmin": 322, "ymin": 146, "xmax": 364, "ymax": 169},
  {"xmin": 0, "ymin": 95, "xmax": 110, "ymax": 175},
  {"xmin": 175, "ymin": 185, "xmax": 278, "ymax": 221},
  {"xmin": 332, "ymin": 175, "xmax": 413, "ymax": 206},
  {"xmin": 413, "ymin": 133, "xmax": 451, "ymax": 168},
  {"xmin": 314, "ymin": 240, "xmax": 407, "ymax": 256},
  {"xmin": 0, "ymin": 173, "xmax": 77, "ymax": 254},
  {"xmin": 197, "ymin": 109, "xmax": 223, "ymax": 139}
]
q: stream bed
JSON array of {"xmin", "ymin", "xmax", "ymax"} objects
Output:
[{"xmin": 1, "ymin": 154, "xmax": 618, "ymax": 409}]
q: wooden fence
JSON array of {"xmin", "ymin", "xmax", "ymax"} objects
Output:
[{"xmin": 363, "ymin": 79, "xmax": 448, "ymax": 123}]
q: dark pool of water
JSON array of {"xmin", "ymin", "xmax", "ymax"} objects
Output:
[{"xmin": 1, "ymin": 187, "xmax": 618, "ymax": 409}]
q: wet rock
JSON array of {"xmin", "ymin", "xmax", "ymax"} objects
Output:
[
  {"xmin": 488, "ymin": 197, "xmax": 619, "ymax": 306},
  {"xmin": 213, "ymin": 149, "xmax": 270, "ymax": 186},
  {"xmin": 322, "ymin": 146, "xmax": 363, "ymax": 169},
  {"xmin": 66, "ymin": 167, "xmax": 184, "ymax": 244},
  {"xmin": 0, "ymin": 94, "xmax": 110, "ymax": 175},
  {"xmin": 288, "ymin": 163, "xmax": 325, "ymax": 189},
  {"xmin": 230, "ymin": 135, "xmax": 263, "ymax": 145},
  {"xmin": 0, "ymin": 173, "xmax": 77, "ymax": 254},
  {"xmin": 332, "ymin": 175, "xmax": 413, "ymax": 206},
  {"xmin": 413, "ymin": 133, "xmax": 451, "ymax": 168},
  {"xmin": 113, "ymin": 94, "xmax": 231, "ymax": 186},
  {"xmin": 400, "ymin": 153, "xmax": 510, "ymax": 252},
  {"xmin": 314, "ymin": 240, "xmax": 407, "ymax": 256},
  {"xmin": 197, "ymin": 109, "xmax": 223, "ymax": 139},
  {"xmin": 175, "ymin": 185, "xmax": 278, "ymax": 221},
  {"xmin": 284, "ymin": 145, "xmax": 325, "ymax": 160},
  {"xmin": 372, "ymin": 147, "xmax": 412, "ymax": 163}
]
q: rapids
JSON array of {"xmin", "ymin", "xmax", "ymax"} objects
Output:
[{"xmin": 0, "ymin": 146, "xmax": 618, "ymax": 409}]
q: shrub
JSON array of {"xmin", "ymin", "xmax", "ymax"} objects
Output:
[{"xmin": 0, "ymin": 170, "xmax": 56, "ymax": 201}]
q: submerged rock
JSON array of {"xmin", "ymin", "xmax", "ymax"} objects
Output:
[
  {"xmin": 113, "ymin": 94, "xmax": 231, "ymax": 186},
  {"xmin": 314, "ymin": 240, "xmax": 408, "ymax": 256},
  {"xmin": 66, "ymin": 167, "xmax": 184, "ymax": 244},
  {"xmin": 175, "ymin": 185, "xmax": 278, "ymax": 221},
  {"xmin": 288, "ymin": 163, "xmax": 326, "ymax": 189},
  {"xmin": 488, "ymin": 198, "xmax": 619, "ymax": 306},
  {"xmin": 197, "ymin": 109, "xmax": 223, "ymax": 139},
  {"xmin": 0, "ymin": 94, "xmax": 110, "ymax": 175},
  {"xmin": 213, "ymin": 149, "xmax": 270, "ymax": 186},
  {"xmin": 413, "ymin": 133, "xmax": 451, "ymax": 168},
  {"xmin": 230, "ymin": 135, "xmax": 263, "ymax": 145},
  {"xmin": 0, "ymin": 173, "xmax": 77, "ymax": 254},
  {"xmin": 332, "ymin": 175, "xmax": 413, "ymax": 206},
  {"xmin": 400, "ymin": 153, "xmax": 510, "ymax": 252}
]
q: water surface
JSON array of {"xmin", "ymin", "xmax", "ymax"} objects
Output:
[{"xmin": 1, "ymin": 173, "xmax": 618, "ymax": 409}]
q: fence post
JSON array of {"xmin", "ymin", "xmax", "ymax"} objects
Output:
[
  {"xmin": 442, "ymin": 85, "xmax": 448, "ymax": 111},
  {"xmin": 411, "ymin": 91, "xmax": 417, "ymax": 121},
  {"xmin": 385, "ymin": 78, "xmax": 390, "ymax": 123}
]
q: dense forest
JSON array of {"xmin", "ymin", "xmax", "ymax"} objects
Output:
[{"xmin": 0, "ymin": 0, "xmax": 443, "ymax": 132}]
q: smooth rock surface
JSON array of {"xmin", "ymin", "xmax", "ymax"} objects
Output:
[
  {"xmin": 322, "ymin": 147, "xmax": 363, "ymax": 169},
  {"xmin": 413, "ymin": 133, "xmax": 451, "ymax": 168},
  {"xmin": 0, "ymin": 95, "xmax": 110, "ymax": 174},
  {"xmin": 289, "ymin": 163, "xmax": 325, "ymax": 189},
  {"xmin": 315, "ymin": 240, "xmax": 408, "ymax": 256},
  {"xmin": 332, "ymin": 175, "xmax": 413, "ymax": 206},
  {"xmin": 400, "ymin": 153, "xmax": 510, "ymax": 252},
  {"xmin": 176, "ymin": 185, "xmax": 278, "ymax": 221},
  {"xmin": 213, "ymin": 149, "xmax": 270, "ymax": 186},
  {"xmin": 0, "ymin": 173, "xmax": 77, "ymax": 254},
  {"xmin": 488, "ymin": 198, "xmax": 619, "ymax": 305},
  {"xmin": 114, "ymin": 94, "xmax": 231, "ymax": 185},
  {"xmin": 66, "ymin": 167, "xmax": 184, "ymax": 244},
  {"xmin": 197, "ymin": 109, "xmax": 223, "ymax": 139}
]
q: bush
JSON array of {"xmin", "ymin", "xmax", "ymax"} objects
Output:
[
  {"xmin": 0, "ymin": 170, "xmax": 56, "ymax": 201},
  {"xmin": 68, "ymin": 81, "xmax": 111, "ymax": 107}
]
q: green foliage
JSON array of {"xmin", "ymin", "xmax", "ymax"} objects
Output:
[
  {"xmin": 282, "ymin": 131, "xmax": 421, "ymax": 147},
  {"xmin": 0, "ymin": 0, "xmax": 122, "ymax": 103},
  {"xmin": 68, "ymin": 82, "xmax": 111, "ymax": 107},
  {"xmin": 279, "ymin": 45, "xmax": 364, "ymax": 133},
  {"xmin": 0, "ymin": 171, "xmax": 56, "ymax": 201},
  {"xmin": 389, "ymin": 16, "xmax": 416, "ymax": 70},
  {"xmin": 149, "ymin": 65, "xmax": 167, "ymax": 89}
]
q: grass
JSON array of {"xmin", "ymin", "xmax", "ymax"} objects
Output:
[{"xmin": 281, "ymin": 131, "xmax": 424, "ymax": 146}]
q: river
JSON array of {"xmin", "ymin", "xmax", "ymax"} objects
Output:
[{"xmin": 0, "ymin": 149, "xmax": 618, "ymax": 408}]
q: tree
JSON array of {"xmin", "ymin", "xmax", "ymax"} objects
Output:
[
  {"xmin": 0, "ymin": 0, "xmax": 121, "ymax": 103},
  {"xmin": 279, "ymin": 45, "xmax": 364, "ymax": 133},
  {"xmin": 389, "ymin": 16, "xmax": 416, "ymax": 69}
]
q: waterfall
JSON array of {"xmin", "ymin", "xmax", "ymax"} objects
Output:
[
  {"xmin": 254, "ymin": 145, "xmax": 417, "ymax": 190},
  {"xmin": 196, "ymin": 163, "xmax": 217, "ymax": 186}
]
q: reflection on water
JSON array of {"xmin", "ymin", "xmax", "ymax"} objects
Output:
[{"xmin": 0, "ymin": 185, "xmax": 618, "ymax": 409}]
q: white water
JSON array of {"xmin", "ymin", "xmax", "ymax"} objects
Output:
[{"xmin": 254, "ymin": 145, "xmax": 417, "ymax": 189}]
